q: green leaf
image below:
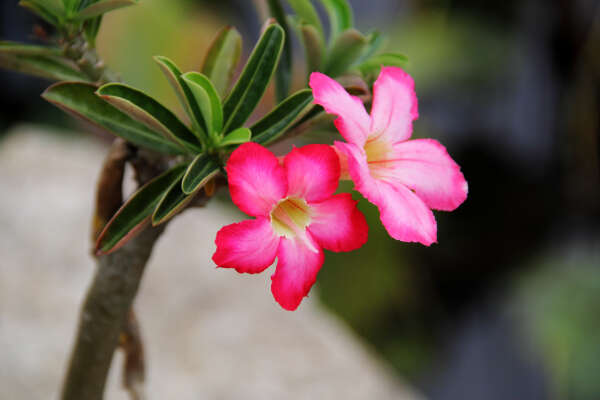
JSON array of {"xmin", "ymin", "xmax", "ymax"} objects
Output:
[
  {"xmin": 76, "ymin": 0, "xmax": 137, "ymax": 20},
  {"xmin": 0, "ymin": 40, "xmax": 62, "ymax": 56},
  {"xmin": 181, "ymin": 153, "xmax": 220, "ymax": 194},
  {"xmin": 31, "ymin": 0, "xmax": 64, "ymax": 14},
  {"xmin": 95, "ymin": 164, "xmax": 187, "ymax": 255},
  {"xmin": 251, "ymin": 89, "xmax": 313, "ymax": 145},
  {"xmin": 42, "ymin": 82, "xmax": 184, "ymax": 154},
  {"xmin": 83, "ymin": 15, "xmax": 103, "ymax": 47},
  {"xmin": 356, "ymin": 30, "xmax": 384, "ymax": 64},
  {"xmin": 356, "ymin": 52, "xmax": 409, "ymax": 76},
  {"xmin": 220, "ymin": 127, "xmax": 251, "ymax": 147},
  {"xmin": 301, "ymin": 23, "xmax": 325, "ymax": 73},
  {"xmin": 222, "ymin": 23, "xmax": 284, "ymax": 132},
  {"xmin": 77, "ymin": 0, "xmax": 98, "ymax": 10},
  {"xmin": 154, "ymin": 55, "xmax": 209, "ymax": 143},
  {"xmin": 0, "ymin": 51, "xmax": 89, "ymax": 82},
  {"xmin": 19, "ymin": 1, "xmax": 60, "ymax": 25},
  {"xmin": 152, "ymin": 176, "xmax": 195, "ymax": 226},
  {"xmin": 201, "ymin": 26, "xmax": 242, "ymax": 98},
  {"xmin": 318, "ymin": 0, "xmax": 353, "ymax": 43},
  {"xmin": 96, "ymin": 83, "xmax": 201, "ymax": 152},
  {"xmin": 181, "ymin": 72, "xmax": 223, "ymax": 140},
  {"xmin": 63, "ymin": 0, "xmax": 80, "ymax": 14},
  {"xmin": 336, "ymin": 74, "xmax": 369, "ymax": 96},
  {"xmin": 267, "ymin": 0, "xmax": 293, "ymax": 102},
  {"xmin": 286, "ymin": 0, "xmax": 324, "ymax": 38},
  {"xmin": 288, "ymin": 17, "xmax": 324, "ymax": 74},
  {"xmin": 323, "ymin": 29, "xmax": 368, "ymax": 77}
]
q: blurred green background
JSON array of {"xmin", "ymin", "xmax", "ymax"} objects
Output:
[{"xmin": 1, "ymin": 0, "xmax": 599, "ymax": 399}]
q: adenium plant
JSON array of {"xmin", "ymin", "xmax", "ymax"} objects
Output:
[{"xmin": 1, "ymin": 0, "xmax": 466, "ymax": 398}]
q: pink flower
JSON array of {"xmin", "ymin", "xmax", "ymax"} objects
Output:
[
  {"xmin": 213, "ymin": 142, "xmax": 368, "ymax": 310},
  {"xmin": 310, "ymin": 67, "xmax": 468, "ymax": 246}
]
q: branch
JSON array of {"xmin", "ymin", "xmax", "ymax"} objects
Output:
[
  {"xmin": 62, "ymin": 34, "xmax": 119, "ymax": 83},
  {"xmin": 61, "ymin": 223, "xmax": 165, "ymax": 400}
]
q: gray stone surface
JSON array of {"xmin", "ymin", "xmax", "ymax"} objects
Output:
[{"xmin": 0, "ymin": 126, "xmax": 422, "ymax": 400}]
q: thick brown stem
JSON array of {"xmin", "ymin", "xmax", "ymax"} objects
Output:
[{"xmin": 60, "ymin": 224, "xmax": 165, "ymax": 400}]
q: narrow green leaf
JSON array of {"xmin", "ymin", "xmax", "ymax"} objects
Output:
[
  {"xmin": 95, "ymin": 164, "xmax": 187, "ymax": 255},
  {"xmin": 19, "ymin": 1, "xmax": 60, "ymax": 25},
  {"xmin": 220, "ymin": 127, "xmax": 251, "ymax": 147},
  {"xmin": 181, "ymin": 72, "xmax": 223, "ymax": 140},
  {"xmin": 30, "ymin": 0, "xmax": 64, "ymax": 14},
  {"xmin": 152, "ymin": 177, "xmax": 195, "ymax": 226},
  {"xmin": 0, "ymin": 40, "xmax": 86, "ymax": 81},
  {"xmin": 251, "ymin": 89, "xmax": 313, "ymax": 145},
  {"xmin": 323, "ymin": 29, "xmax": 368, "ymax": 77},
  {"xmin": 267, "ymin": 0, "xmax": 292, "ymax": 102},
  {"xmin": 154, "ymin": 55, "xmax": 209, "ymax": 143},
  {"xmin": 0, "ymin": 52, "xmax": 88, "ymax": 82},
  {"xmin": 301, "ymin": 23, "xmax": 324, "ymax": 73},
  {"xmin": 336, "ymin": 74, "xmax": 369, "ymax": 96},
  {"xmin": 318, "ymin": 0, "xmax": 353, "ymax": 43},
  {"xmin": 287, "ymin": 17, "xmax": 324, "ymax": 74},
  {"xmin": 181, "ymin": 154, "xmax": 220, "ymax": 194},
  {"xmin": 96, "ymin": 83, "xmax": 201, "ymax": 152},
  {"xmin": 76, "ymin": 0, "xmax": 136, "ymax": 20},
  {"xmin": 63, "ymin": 0, "xmax": 80, "ymax": 14},
  {"xmin": 355, "ymin": 30, "xmax": 384, "ymax": 64},
  {"xmin": 83, "ymin": 15, "xmax": 103, "ymax": 47},
  {"xmin": 77, "ymin": 0, "xmax": 98, "ymax": 10},
  {"xmin": 0, "ymin": 40, "xmax": 62, "ymax": 56},
  {"xmin": 356, "ymin": 52, "xmax": 409, "ymax": 76},
  {"xmin": 201, "ymin": 26, "xmax": 242, "ymax": 98},
  {"xmin": 286, "ymin": 0, "xmax": 324, "ymax": 38},
  {"xmin": 222, "ymin": 23, "xmax": 284, "ymax": 132},
  {"xmin": 42, "ymin": 82, "xmax": 184, "ymax": 154}
]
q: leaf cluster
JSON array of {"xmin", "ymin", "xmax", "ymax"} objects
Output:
[
  {"xmin": 39, "ymin": 23, "xmax": 313, "ymax": 254},
  {"xmin": 266, "ymin": 0, "xmax": 409, "ymax": 100},
  {"xmin": 21, "ymin": 0, "xmax": 137, "ymax": 43},
  {"xmin": 0, "ymin": 0, "xmax": 137, "ymax": 82}
]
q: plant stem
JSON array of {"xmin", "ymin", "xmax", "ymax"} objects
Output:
[
  {"xmin": 61, "ymin": 224, "xmax": 165, "ymax": 400},
  {"xmin": 62, "ymin": 34, "xmax": 118, "ymax": 83}
]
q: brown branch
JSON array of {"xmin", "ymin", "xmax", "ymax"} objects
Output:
[
  {"xmin": 61, "ymin": 138, "xmax": 217, "ymax": 400},
  {"xmin": 61, "ymin": 223, "xmax": 165, "ymax": 400}
]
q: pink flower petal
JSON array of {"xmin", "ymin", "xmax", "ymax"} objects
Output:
[
  {"xmin": 389, "ymin": 139, "xmax": 468, "ymax": 211},
  {"xmin": 377, "ymin": 182, "xmax": 437, "ymax": 246},
  {"xmin": 226, "ymin": 142, "xmax": 287, "ymax": 217},
  {"xmin": 369, "ymin": 66, "xmax": 419, "ymax": 144},
  {"xmin": 271, "ymin": 234, "xmax": 324, "ymax": 310},
  {"xmin": 308, "ymin": 193, "xmax": 368, "ymax": 252},
  {"xmin": 336, "ymin": 140, "xmax": 437, "ymax": 246},
  {"xmin": 334, "ymin": 141, "xmax": 382, "ymax": 204},
  {"xmin": 309, "ymin": 72, "xmax": 371, "ymax": 146},
  {"xmin": 332, "ymin": 145, "xmax": 351, "ymax": 180},
  {"xmin": 283, "ymin": 144, "xmax": 340, "ymax": 202},
  {"xmin": 213, "ymin": 217, "xmax": 280, "ymax": 273}
]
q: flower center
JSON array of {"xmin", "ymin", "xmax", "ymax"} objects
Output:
[
  {"xmin": 364, "ymin": 137, "xmax": 394, "ymax": 178},
  {"xmin": 270, "ymin": 197, "xmax": 312, "ymax": 238}
]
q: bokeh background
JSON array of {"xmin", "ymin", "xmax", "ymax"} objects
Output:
[{"xmin": 1, "ymin": 0, "xmax": 599, "ymax": 399}]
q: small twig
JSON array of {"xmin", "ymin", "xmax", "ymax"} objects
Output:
[
  {"xmin": 92, "ymin": 138, "xmax": 131, "ymax": 241},
  {"xmin": 120, "ymin": 309, "xmax": 146, "ymax": 400}
]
